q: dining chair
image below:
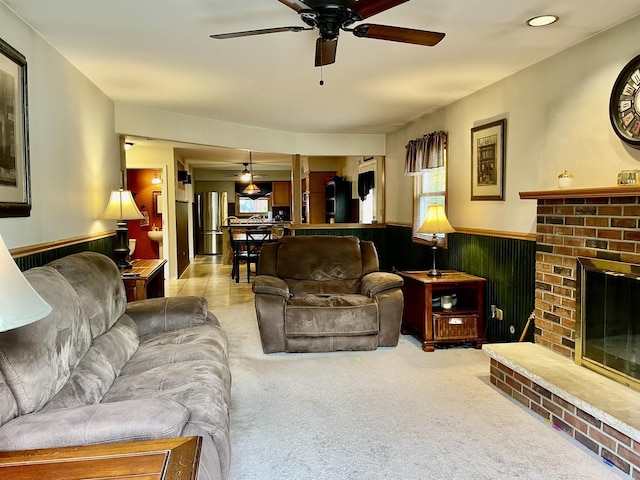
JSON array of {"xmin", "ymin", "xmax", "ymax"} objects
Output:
[{"xmin": 241, "ymin": 229, "xmax": 271, "ymax": 282}]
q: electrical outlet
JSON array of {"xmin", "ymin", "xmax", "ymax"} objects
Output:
[{"xmin": 496, "ymin": 308, "xmax": 503, "ymax": 321}]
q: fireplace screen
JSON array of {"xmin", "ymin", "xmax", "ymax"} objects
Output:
[{"xmin": 577, "ymin": 257, "xmax": 640, "ymax": 390}]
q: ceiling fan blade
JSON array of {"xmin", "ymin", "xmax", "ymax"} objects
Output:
[
  {"xmin": 315, "ymin": 37, "xmax": 337, "ymax": 66},
  {"xmin": 278, "ymin": 0, "xmax": 309, "ymax": 13},
  {"xmin": 353, "ymin": 24, "xmax": 445, "ymax": 46},
  {"xmin": 352, "ymin": 0, "xmax": 409, "ymax": 20},
  {"xmin": 210, "ymin": 26, "xmax": 310, "ymax": 39}
]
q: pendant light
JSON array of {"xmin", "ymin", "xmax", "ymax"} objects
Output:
[{"xmin": 243, "ymin": 151, "xmax": 261, "ymax": 195}]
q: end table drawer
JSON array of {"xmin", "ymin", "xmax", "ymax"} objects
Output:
[{"xmin": 433, "ymin": 314, "xmax": 478, "ymax": 341}]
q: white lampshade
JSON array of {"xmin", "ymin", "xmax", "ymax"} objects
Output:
[
  {"xmin": 417, "ymin": 204, "xmax": 455, "ymax": 235},
  {"xmin": 0, "ymin": 234, "xmax": 52, "ymax": 332},
  {"xmin": 101, "ymin": 189, "xmax": 144, "ymax": 220}
]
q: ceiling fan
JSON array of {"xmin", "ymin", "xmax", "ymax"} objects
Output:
[
  {"xmin": 224, "ymin": 163, "xmax": 266, "ymax": 180},
  {"xmin": 210, "ymin": 0, "xmax": 445, "ymax": 67}
]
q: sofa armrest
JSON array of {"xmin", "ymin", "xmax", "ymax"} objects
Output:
[
  {"xmin": 252, "ymin": 275, "xmax": 290, "ymax": 299},
  {"xmin": 126, "ymin": 296, "xmax": 209, "ymax": 336},
  {"xmin": 0, "ymin": 399, "xmax": 188, "ymax": 450},
  {"xmin": 360, "ymin": 272, "xmax": 404, "ymax": 297}
]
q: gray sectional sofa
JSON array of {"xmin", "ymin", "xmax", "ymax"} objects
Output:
[{"xmin": 0, "ymin": 252, "xmax": 231, "ymax": 480}]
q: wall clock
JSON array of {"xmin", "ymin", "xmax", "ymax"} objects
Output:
[{"xmin": 610, "ymin": 53, "xmax": 640, "ymax": 149}]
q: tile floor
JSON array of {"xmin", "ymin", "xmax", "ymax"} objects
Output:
[{"xmin": 165, "ymin": 255, "xmax": 255, "ymax": 307}]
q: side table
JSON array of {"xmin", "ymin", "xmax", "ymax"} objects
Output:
[
  {"xmin": 0, "ymin": 436, "xmax": 201, "ymax": 480},
  {"xmin": 398, "ymin": 270, "xmax": 486, "ymax": 352},
  {"xmin": 121, "ymin": 258, "xmax": 167, "ymax": 302}
]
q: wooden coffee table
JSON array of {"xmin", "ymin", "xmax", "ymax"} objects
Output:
[{"xmin": 0, "ymin": 436, "xmax": 201, "ymax": 480}]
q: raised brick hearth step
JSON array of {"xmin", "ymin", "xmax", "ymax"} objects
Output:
[{"xmin": 484, "ymin": 343, "xmax": 640, "ymax": 478}]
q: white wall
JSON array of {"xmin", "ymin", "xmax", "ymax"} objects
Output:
[
  {"xmin": 115, "ymin": 103, "xmax": 386, "ymax": 157},
  {"xmin": 386, "ymin": 15, "xmax": 640, "ymax": 235},
  {"xmin": 0, "ymin": 3, "xmax": 119, "ymax": 249}
]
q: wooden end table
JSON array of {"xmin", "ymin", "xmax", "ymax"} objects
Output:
[
  {"xmin": 398, "ymin": 270, "xmax": 486, "ymax": 352},
  {"xmin": 121, "ymin": 258, "xmax": 167, "ymax": 302},
  {"xmin": 0, "ymin": 436, "xmax": 201, "ymax": 480}
]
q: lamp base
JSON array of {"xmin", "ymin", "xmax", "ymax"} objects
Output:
[
  {"xmin": 113, "ymin": 221, "xmax": 132, "ymax": 270},
  {"xmin": 427, "ymin": 269, "xmax": 443, "ymax": 277}
]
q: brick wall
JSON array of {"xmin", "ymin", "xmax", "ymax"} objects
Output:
[
  {"xmin": 534, "ymin": 195, "xmax": 640, "ymax": 358},
  {"xmin": 490, "ymin": 358, "xmax": 640, "ymax": 478}
]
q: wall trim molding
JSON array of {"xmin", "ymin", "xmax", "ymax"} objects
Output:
[
  {"xmin": 10, "ymin": 231, "xmax": 113, "ymax": 258},
  {"xmin": 454, "ymin": 227, "xmax": 536, "ymax": 241},
  {"xmin": 387, "ymin": 222, "xmax": 536, "ymax": 241}
]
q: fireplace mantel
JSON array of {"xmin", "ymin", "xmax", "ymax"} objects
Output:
[{"xmin": 520, "ymin": 185, "xmax": 640, "ymax": 200}]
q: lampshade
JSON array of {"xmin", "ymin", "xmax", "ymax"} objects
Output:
[
  {"xmin": 417, "ymin": 204, "xmax": 455, "ymax": 235},
  {"xmin": 0, "ymin": 234, "xmax": 52, "ymax": 332},
  {"xmin": 243, "ymin": 183, "xmax": 261, "ymax": 195},
  {"xmin": 101, "ymin": 189, "xmax": 144, "ymax": 220}
]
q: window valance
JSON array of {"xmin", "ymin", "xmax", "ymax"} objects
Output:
[{"xmin": 405, "ymin": 131, "xmax": 448, "ymax": 175}]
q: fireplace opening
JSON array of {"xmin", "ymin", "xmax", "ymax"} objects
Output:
[{"xmin": 576, "ymin": 257, "xmax": 640, "ymax": 391}]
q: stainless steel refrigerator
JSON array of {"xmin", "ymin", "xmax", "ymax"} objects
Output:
[{"xmin": 196, "ymin": 191, "xmax": 227, "ymax": 255}]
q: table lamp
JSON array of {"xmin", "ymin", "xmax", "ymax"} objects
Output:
[
  {"xmin": 101, "ymin": 188, "xmax": 144, "ymax": 269},
  {"xmin": 417, "ymin": 204, "xmax": 455, "ymax": 276},
  {"xmin": 0, "ymin": 234, "xmax": 52, "ymax": 331}
]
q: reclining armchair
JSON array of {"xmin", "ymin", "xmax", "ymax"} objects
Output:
[{"xmin": 252, "ymin": 236, "xmax": 404, "ymax": 353}]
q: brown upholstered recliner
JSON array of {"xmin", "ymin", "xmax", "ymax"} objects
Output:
[{"xmin": 252, "ymin": 236, "xmax": 404, "ymax": 353}]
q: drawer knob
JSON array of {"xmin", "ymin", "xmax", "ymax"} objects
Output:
[{"xmin": 448, "ymin": 318, "xmax": 463, "ymax": 325}]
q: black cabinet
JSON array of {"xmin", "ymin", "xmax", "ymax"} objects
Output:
[{"xmin": 325, "ymin": 180, "xmax": 352, "ymax": 223}]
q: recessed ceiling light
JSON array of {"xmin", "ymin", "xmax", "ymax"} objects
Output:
[{"xmin": 526, "ymin": 15, "xmax": 559, "ymax": 27}]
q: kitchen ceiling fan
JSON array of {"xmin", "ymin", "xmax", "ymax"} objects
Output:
[
  {"xmin": 210, "ymin": 0, "xmax": 445, "ymax": 67},
  {"xmin": 224, "ymin": 163, "xmax": 266, "ymax": 180}
]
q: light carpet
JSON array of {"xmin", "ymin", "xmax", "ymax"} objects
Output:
[{"xmin": 211, "ymin": 302, "xmax": 624, "ymax": 480}]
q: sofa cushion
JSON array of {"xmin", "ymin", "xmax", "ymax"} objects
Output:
[
  {"xmin": 285, "ymin": 294, "xmax": 378, "ymax": 337},
  {"xmin": 0, "ymin": 267, "xmax": 91, "ymax": 415},
  {"xmin": 287, "ymin": 279, "xmax": 359, "ymax": 296},
  {"xmin": 102, "ymin": 360, "xmax": 231, "ymax": 479},
  {"xmin": 42, "ymin": 315, "xmax": 140, "ymax": 411},
  {"xmin": 0, "ymin": 399, "xmax": 188, "ymax": 450},
  {"xmin": 121, "ymin": 324, "xmax": 228, "ymax": 376},
  {"xmin": 49, "ymin": 252, "xmax": 127, "ymax": 339},
  {"xmin": 276, "ymin": 236, "xmax": 363, "ymax": 281}
]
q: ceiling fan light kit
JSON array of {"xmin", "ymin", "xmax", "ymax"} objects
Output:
[{"xmin": 210, "ymin": 0, "xmax": 445, "ymax": 70}]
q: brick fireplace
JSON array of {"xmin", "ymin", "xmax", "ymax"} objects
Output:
[
  {"xmin": 484, "ymin": 186, "xmax": 640, "ymax": 478},
  {"xmin": 529, "ymin": 186, "xmax": 640, "ymax": 359}
]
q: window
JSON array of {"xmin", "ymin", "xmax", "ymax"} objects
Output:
[
  {"xmin": 237, "ymin": 196, "xmax": 270, "ymax": 215},
  {"xmin": 413, "ymin": 164, "xmax": 447, "ymax": 243}
]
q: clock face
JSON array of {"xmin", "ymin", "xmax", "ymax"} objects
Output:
[{"xmin": 610, "ymin": 54, "xmax": 640, "ymax": 149}]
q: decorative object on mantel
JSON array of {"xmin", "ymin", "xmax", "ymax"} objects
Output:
[
  {"xmin": 609, "ymin": 53, "xmax": 640, "ymax": 149},
  {"xmin": 557, "ymin": 170, "xmax": 574, "ymax": 189},
  {"xmin": 617, "ymin": 169, "xmax": 639, "ymax": 185},
  {"xmin": 471, "ymin": 119, "xmax": 506, "ymax": 201},
  {"xmin": 0, "ymin": 37, "xmax": 30, "ymax": 218}
]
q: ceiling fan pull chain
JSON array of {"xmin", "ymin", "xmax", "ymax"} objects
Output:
[{"xmin": 320, "ymin": 64, "xmax": 324, "ymax": 86}]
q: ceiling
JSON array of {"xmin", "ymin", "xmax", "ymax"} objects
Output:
[{"xmin": 4, "ymin": 0, "xmax": 640, "ymax": 165}]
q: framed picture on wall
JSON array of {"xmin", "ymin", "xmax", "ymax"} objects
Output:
[
  {"xmin": 471, "ymin": 119, "xmax": 506, "ymax": 201},
  {"xmin": 0, "ymin": 37, "xmax": 30, "ymax": 217}
]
